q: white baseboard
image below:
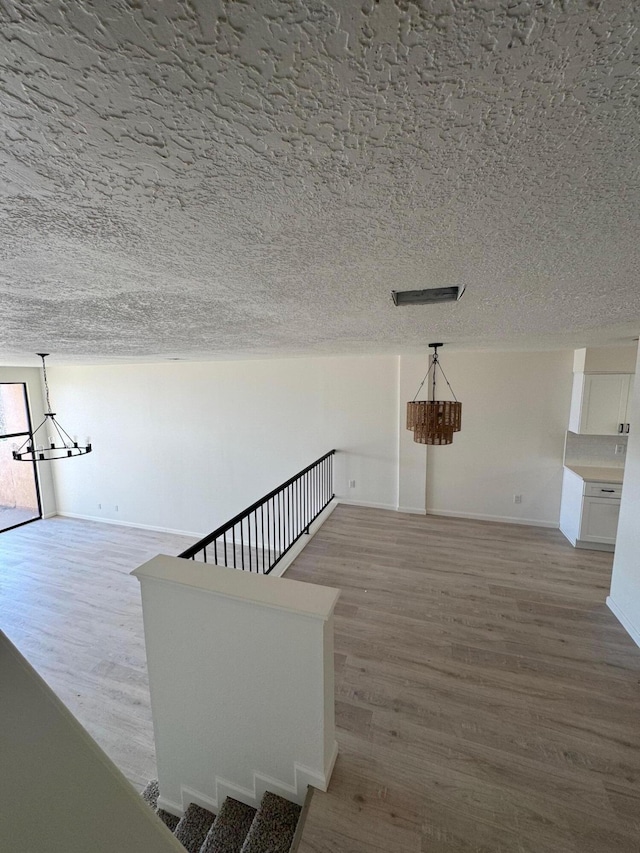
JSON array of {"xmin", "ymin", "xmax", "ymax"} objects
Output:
[
  {"xmin": 158, "ymin": 748, "xmax": 339, "ymax": 817},
  {"xmin": 425, "ymin": 508, "xmax": 558, "ymax": 529},
  {"xmin": 576, "ymin": 539, "xmax": 615, "ymax": 552},
  {"xmin": 559, "ymin": 524, "xmax": 577, "ymax": 546},
  {"xmin": 606, "ymin": 596, "xmax": 640, "ymax": 649},
  {"xmin": 397, "ymin": 506, "xmax": 427, "ymax": 515},
  {"xmin": 323, "ymin": 740, "xmax": 339, "ymax": 787},
  {"xmin": 336, "ymin": 499, "xmax": 397, "ymax": 511},
  {"xmin": 55, "ymin": 512, "xmax": 204, "ymax": 539}
]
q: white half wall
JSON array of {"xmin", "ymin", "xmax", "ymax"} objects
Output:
[
  {"xmin": 608, "ymin": 347, "xmax": 640, "ymax": 647},
  {"xmin": 420, "ymin": 350, "xmax": 574, "ymax": 526},
  {"xmin": 48, "ymin": 356, "xmax": 399, "ymax": 535},
  {"xmin": 133, "ymin": 555, "xmax": 339, "ymax": 812}
]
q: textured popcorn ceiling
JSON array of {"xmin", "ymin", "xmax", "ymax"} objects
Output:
[{"xmin": 0, "ymin": 0, "xmax": 639, "ymax": 363}]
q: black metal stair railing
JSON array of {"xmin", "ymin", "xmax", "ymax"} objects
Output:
[{"xmin": 178, "ymin": 450, "xmax": 336, "ymax": 574}]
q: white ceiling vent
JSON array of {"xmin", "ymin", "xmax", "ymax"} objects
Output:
[{"xmin": 392, "ymin": 285, "xmax": 466, "ymax": 306}]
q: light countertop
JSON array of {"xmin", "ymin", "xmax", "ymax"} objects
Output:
[{"xmin": 564, "ymin": 465, "xmax": 624, "ymax": 484}]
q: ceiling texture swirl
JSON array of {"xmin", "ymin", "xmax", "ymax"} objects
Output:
[{"xmin": 0, "ymin": 0, "xmax": 638, "ymax": 362}]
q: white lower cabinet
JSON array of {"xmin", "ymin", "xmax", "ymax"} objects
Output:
[
  {"xmin": 580, "ymin": 497, "xmax": 621, "ymax": 545},
  {"xmin": 559, "ymin": 469, "xmax": 621, "ymax": 551}
]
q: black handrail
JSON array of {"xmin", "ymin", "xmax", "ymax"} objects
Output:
[{"xmin": 178, "ymin": 450, "xmax": 336, "ymax": 573}]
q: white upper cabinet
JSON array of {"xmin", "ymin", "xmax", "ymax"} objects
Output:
[{"xmin": 569, "ymin": 373, "xmax": 634, "ymax": 435}]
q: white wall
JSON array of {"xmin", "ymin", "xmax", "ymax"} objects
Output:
[
  {"xmin": 574, "ymin": 345, "xmax": 638, "ymax": 374},
  {"xmin": 0, "ymin": 366, "xmax": 57, "ymax": 517},
  {"xmin": 1, "ymin": 631, "xmax": 183, "ymax": 853},
  {"xmin": 48, "ymin": 350, "xmax": 576, "ymax": 534},
  {"xmin": 49, "ymin": 356, "xmax": 399, "ymax": 535},
  {"xmin": 607, "ymin": 347, "xmax": 640, "ymax": 646},
  {"xmin": 398, "ymin": 355, "xmax": 428, "ymax": 513},
  {"xmin": 420, "ymin": 350, "xmax": 574, "ymax": 526}
]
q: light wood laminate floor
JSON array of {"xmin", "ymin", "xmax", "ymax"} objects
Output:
[
  {"xmin": 0, "ymin": 516, "xmax": 194, "ymax": 790},
  {"xmin": 286, "ymin": 505, "xmax": 640, "ymax": 853},
  {"xmin": 1, "ymin": 508, "xmax": 639, "ymax": 851}
]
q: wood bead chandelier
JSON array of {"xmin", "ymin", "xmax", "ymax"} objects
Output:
[{"xmin": 407, "ymin": 343, "xmax": 461, "ymax": 446}]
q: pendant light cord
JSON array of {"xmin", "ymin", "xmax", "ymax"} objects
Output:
[{"xmin": 39, "ymin": 353, "xmax": 53, "ymax": 413}]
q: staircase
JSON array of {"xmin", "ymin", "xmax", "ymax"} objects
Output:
[{"xmin": 142, "ymin": 781, "xmax": 302, "ymax": 853}]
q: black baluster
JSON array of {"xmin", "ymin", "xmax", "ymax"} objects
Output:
[
  {"xmin": 267, "ymin": 499, "xmax": 271, "ymax": 571},
  {"xmin": 254, "ymin": 510, "xmax": 259, "ymax": 572}
]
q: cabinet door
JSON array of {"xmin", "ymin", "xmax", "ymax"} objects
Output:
[
  {"xmin": 580, "ymin": 497, "xmax": 621, "ymax": 544},
  {"xmin": 581, "ymin": 374, "xmax": 630, "ymax": 435}
]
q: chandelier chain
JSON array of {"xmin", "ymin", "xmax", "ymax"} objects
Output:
[{"xmin": 39, "ymin": 353, "xmax": 53, "ymax": 413}]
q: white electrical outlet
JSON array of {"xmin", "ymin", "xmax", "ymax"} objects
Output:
[
  {"xmin": 615, "ymin": 444, "xmax": 626, "ymax": 455},
  {"xmin": 514, "ymin": 494, "xmax": 523, "ymax": 504},
  {"xmin": 349, "ymin": 479, "xmax": 356, "ymax": 488},
  {"xmin": 115, "ymin": 505, "xmax": 119, "ymax": 512}
]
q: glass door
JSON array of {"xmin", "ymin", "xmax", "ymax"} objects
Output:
[{"xmin": 0, "ymin": 383, "xmax": 42, "ymax": 533}]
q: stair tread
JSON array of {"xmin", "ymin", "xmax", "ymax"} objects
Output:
[
  {"xmin": 175, "ymin": 803, "xmax": 217, "ymax": 853},
  {"xmin": 240, "ymin": 792, "xmax": 301, "ymax": 853},
  {"xmin": 201, "ymin": 798, "xmax": 257, "ymax": 853},
  {"xmin": 141, "ymin": 779, "xmax": 182, "ymax": 833},
  {"xmin": 159, "ymin": 808, "xmax": 181, "ymax": 832},
  {"xmin": 141, "ymin": 779, "xmax": 160, "ymax": 811}
]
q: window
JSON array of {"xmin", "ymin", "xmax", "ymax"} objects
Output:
[{"xmin": 0, "ymin": 383, "xmax": 42, "ymax": 532}]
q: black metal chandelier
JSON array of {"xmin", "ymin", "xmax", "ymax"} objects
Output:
[{"xmin": 13, "ymin": 354, "xmax": 92, "ymax": 462}]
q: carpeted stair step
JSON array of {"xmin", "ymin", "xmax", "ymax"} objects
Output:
[
  {"xmin": 240, "ymin": 792, "xmax": 301, "ymax": 853},
  {"xmin": 159, "ymin": 809, "xmax": 181, "ymax": 832},
  {"xmin": 141, "ymin": 779, "xmax": 160, "ymax": 810},
  {"xmin": 174, "ymin": 803, "xmax": 217, "ymax": 853},
  {"xmin": 200, "ymin": 798, "xmax": 257, "ymax": 853},
  {"xmin": 140, "ymin": 779, "xmax": 181, "ymax": 832}
]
